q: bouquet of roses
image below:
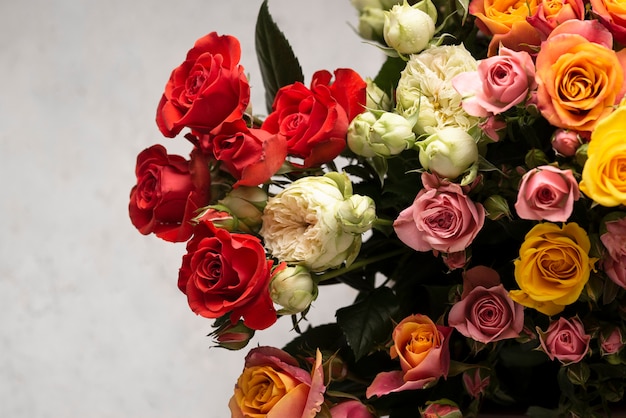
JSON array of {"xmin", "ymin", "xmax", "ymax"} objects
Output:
[{"xmin": 128, "ymin": 0, "xmax": 626, "ymax": 416}]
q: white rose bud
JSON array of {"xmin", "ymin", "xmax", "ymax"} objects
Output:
[
  {"xmin": 383, "ymin": 0, "xmax": 436, "ymax": 55},
  {"xmin": 270, "ymin": 265, "xmax": 318, "ymax": 315},
  {"xmin": 417, "ymin": 127, "xmax": 478, "ymax": 180},
  {"xmin": 218, "ymin": 186, "xmax": 268, "ymax": 233},
  {"xmin": 351, "ymin": 0, "xmax": 384, "ymax": 12},
  {"xmin": 337, "ymin": 194, "xmax": 377, "ymax": 234},
  {"xmin": 347, "ymin": 111, "xmax": 416, "ymax": 158},
  {"xmin": 358, "ymin": 7, "xmax": 387, "ymax": 41},
  {"xmin": 366, "ymin": 78, "xmax": 392, "ymax": 111}
]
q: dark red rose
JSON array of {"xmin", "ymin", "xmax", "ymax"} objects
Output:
[
  {"xmin": 201, "ymin": 120, "xmax": 287, "ymax": 187},
  {"xmin": 156, "ymin": 32, "xmax": 250, "ymax": 138},
  {"xmin": 178, "ymin": 221, "xmax": 277, "ymax": 330},
  {"xmin": 129, "ymin": 145, "xmax": 210, "ymax": 242},
  {"xmin": 262, "ymin": 68, "xmax": 366, "ymax": 168}
]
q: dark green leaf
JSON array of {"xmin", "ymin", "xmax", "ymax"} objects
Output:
[
  {"xmin": 255, "ymin": 0, "xmax": 304, "ymax": 114},
  {"xmin": 336, "ymin": 287, "xmax": 399, "ymax": 360},
  {"xmin": 525, "ymin": 406, "xmax": 561, "ymax": 418},
  {"xmin": 373, "ymin": 56, "xmax": 406, "ymax": 99}
]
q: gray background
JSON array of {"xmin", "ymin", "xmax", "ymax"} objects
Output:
[{"xmin": 0, "ymin": 0, "xmax": 384, "ymax": 417}]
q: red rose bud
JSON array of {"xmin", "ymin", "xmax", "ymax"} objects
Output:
[
  {"xmin": 209, "ymin": 320, "xmax": 254, "ymax": 351},
  {"xmin": 194, "ymin": 206, "xmax": 237, "ymax": 232}
]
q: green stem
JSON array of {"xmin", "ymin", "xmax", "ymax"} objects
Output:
[{"xmin": 317, "ymin": 248, "xmax": 408, "ymax": 282}]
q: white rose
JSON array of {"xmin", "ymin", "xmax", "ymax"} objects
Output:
[
  {"xmin": 417, "ymin": 127, "xmax": 479, "ymax": 180},
  {"xmin": 383, "ymin": 0, "xmax": 436, "ymax": 55}
]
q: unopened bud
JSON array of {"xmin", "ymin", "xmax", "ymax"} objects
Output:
[
  {"xmin": 483, "ymin": 195, "xmax": 512, "ymax": 221},
  {"xmin": 417, "ymin": 127, "xmax": 479, "ymax": 180},
  {"xmin": 270, "ymin": 265, "xmax": 318, "ymax": 315},
  {"xmin": 383, "ymin": 0, "xmax": 437, "ymax": 55}
]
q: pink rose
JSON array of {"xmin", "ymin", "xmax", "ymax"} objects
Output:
[
  {"xmin": 421, "ymin": 402, "xmax": 463, "ymax": 418},
  {"xmin": 551, "ymin": 129, "xmax": 582, "ymax": 157},
  {"xmin": 448, "ymin": 266, "xmax": 524, "ymax": 344},
  {"xmin": 527, "ymin": 0, "xmax": 585, "ymax": 39},
  {"xmin": 463, "ymin": 368, "xmax": 490, "ymax": 399},
  {"xmin": 537, "ymin": 317, "xmax": 590, "ymax": 365},
  {"xmin": 366, "ymin": 314, "xmax": 453, "ymax": 398},
  {"xmin": 453, "ymin": 46, "xmax": 536, "ymax": 117},
  {"xmin": 514, "ymin": 165, "xmax": 580, "ymax": 222},
  {"xmin": 600, "ymin": 328, "xmax": 624, "ymax": 356},
  {"xmin": 329, "ymin": 400, "xmax": 374, "ymax": 418},
  {"xmin": 229, "ymin": 346, "xmax": 325, "ymax": 418},
  {"xmin": 394, "ymin": 173, "xmax": 485, "ymax": 254},
  {"xmin": 600, "ymin": 216, "xmax": 626, "ymax": 288}
]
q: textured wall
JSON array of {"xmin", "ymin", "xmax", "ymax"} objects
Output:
[{"xmin": 0, "ymin": 1, "xmax": 384, "ymax": 417}]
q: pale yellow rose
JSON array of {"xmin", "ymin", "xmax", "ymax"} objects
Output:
[
  {"xmin": 510, "ymin": 223, "xmax": 597, "ymax": 316},
  {"xmin": 579, "ymin": 103, "xmax": 626, "ymax": 207}
]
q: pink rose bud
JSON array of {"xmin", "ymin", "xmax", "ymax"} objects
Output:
[
  {"xmin": 537, "ymin": 317, "xmax": 591, "ymax": 365},
  {"xmin": 462, "ymin": 368, "xmax": 490, "ymax": 399},
  {"xmin": 514, "ymin": 165, "xmax": 580, "ymax": 222},
  {"xmin": 421, "ymin": 401, "xmax": 463, "ymax": 418},
  {"xmin": 208, "ymin": 320, "xmax": 254, "ymax": 351},
  {"xmin": 601, "ymin": 327, "xmax": 625, "ymax": 356},
  {"xmin": 329, "ymin": 400, "xmax": 375, "ymax": 418},
  {"xmin": 600, "ymin": 214, "xmax": 626, "ymax": 288},
  {"xmin": 551, "ymin": 129, "xmax": 582, "ymax": 157}
]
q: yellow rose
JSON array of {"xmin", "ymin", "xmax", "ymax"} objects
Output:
[
  {"xmin": 510, "ymin": 223, "xmax": 597, "ymax": 316},
  {"xmin": 579, "ymin": 102, "xmax": 626, "ymax": 207}
]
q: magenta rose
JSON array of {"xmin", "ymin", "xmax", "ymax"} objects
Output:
[
  {"xmin": 262, "ymin": 68, "xmax": 366, "ymax": 168},
  {"xmin": 394, "ymin": 173, "xmax": 485, "ymax": 254},
  {"xmin": 329, "ymin": 400, "xmax": 374, "ymax": 418},
  {"xmin": 537, "ymin": 317, "xmax": 591, "ymax": 365},
  {"xmin": 156, "ymin": 32, "xmax": 250, "ymax": 138},
  {"xmin": 366, "ymin": 314, "xmax": 453, "ymax": 398},
  {"xmin": 129, "ymin": 145, "xmax": 210, "ymax": 242},
  {"xmin": 198, "ymin": 120, "xmax": 287, "ymax": 187},
  {"xmin": 600, "ymin": 215, "xmax": 626, "ymax": 288},
  {"xmin": 452, "ymin": 46, "xmax": 536, "ymax": 117},
  {"xmin": 177, "ymin": 221, "xmax": 277, "ymax": 330},
  {"xmin": 448, "ymin": 266, "xmax": 524, "ymax": 344},
  {"xmin": 514, "ymin": 165, "xmax": 580, "ymax": 222},
  {"xmin": 229, "ymin": 347, "xmax": 325, "ymax": 418}
]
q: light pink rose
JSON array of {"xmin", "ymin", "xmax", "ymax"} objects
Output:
[
  {"xmin": 366, "ymin": 314, "xmax": 453, "ymax": 398},
  {"xmin": 600, "ymin": 327, "xmax": 624, "ymax": 356},
  {"xmin": 537, "ymin": 317, "xmax": 590, "ymax": 365},
  {"xmin": 394, "ymin": 173, "xmax": 485, "ymax": 254},
  {"xmin": 453, "ymin": 46, "xmax": 536, "ymax": 117},
  {"xmin": 527, "ymin": 0, "xmax": 585, "ymax": 39},
  {"xmin": 448, "ymin": 266, "xmax": 524, "ymax": 343},
  {"xmin": 329, "ymin": 400, "xmax": 374, "ymax": 418},
  {"xmin": 421, "ymin": 402, "xmax": 463, "ymax": 418},
  {"xmin": 600, "ymin": 216, "xmax": 626, "ymax": 288},
  {"xmin": 441, "ymin": 250, "xmax": 468, "ymax": 271},
  {"xmin": 514, "ymin": 165, "xmax": 580, "ymax": 222},
  {"xmin": 551, "ymin": 129, "xmax": 582, "ymax": 157}
]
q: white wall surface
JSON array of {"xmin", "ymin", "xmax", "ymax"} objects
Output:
[{"xmin": 0, "ymin": 1, "xmax": 385, "ymax": 417}]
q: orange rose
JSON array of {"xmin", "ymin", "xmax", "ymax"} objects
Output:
[
  {"xmin": 366, "ymin": 314, "xmax": 452, "ymax": 397},
  {"xmin": 535, "ymin": 19, "xmax": 626, "ymax": 132},
  {"xmin": 469, "ymin": 0, "xmax": 542, "ymax": 56},
  {"xmin": 591, "ymin": 0, "xmax": 626, "ymax": 45}
]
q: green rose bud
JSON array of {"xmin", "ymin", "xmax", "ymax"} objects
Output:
[
  {"xmin": 270, "ymin": 265, "xmax": 318, "ymax": 315},
  {"xmin": 218, "ymin": 186, "xmax": 268, "ymax": 233},
  {"xmin": 366, "ymin": 78, "xmax": 392, "ymax": 111},
  {"xmin": 417, "ymin": 127, "xmax": 479, "ymax": 180},
  {"xmin": 483, "ymin": 195, "xmax": 512, "ymax": 221},
  {"xmin": 348, "ymin": 111, "xmax": 416, "ymax": 158},
  {"xmin": 351, "ymin": 0, "xmax": 385, "ymax": 12},
  {"xmin": 575, "ymin": 142, "xmax": 589, "ymax": 167},
  {"xmin": 524, "ymin": 148, "xmax": 550, "ymax": 169},
  {"xmin": 357, "ymin": 7, "xmax": 386, "ymax": 41},
  {"xmin": 337, "ymin": 194, "xmax": 377, "ymax": 234},
  {"xmin": 383, "ymin": 0, "xmax": 436, "ymax": 55}
]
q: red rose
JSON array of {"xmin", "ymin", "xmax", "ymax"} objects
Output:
[
  {"xmin": 262, "ymin": 68, "xmax": 366, "ymax": 168},
  {"xmin": 156, "ymin": 32, "xmax": 250, "ymax": 138},
  {"xmin": 202, "ymin": 120, "xmax": 287, "ymax": 187},
  {"xmin": 129, "ymin": 145, "xmax": 210, "ymax": 242},
  {"xmin": 178, "ymin": 221, "xmax": 277, "ymax": 330}
]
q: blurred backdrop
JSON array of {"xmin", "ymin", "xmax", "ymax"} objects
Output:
[{"xmin": 0, "ymin": 0, "xmax": 385, "ymax": 417}]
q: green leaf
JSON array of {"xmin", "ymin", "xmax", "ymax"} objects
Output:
[
  {"xmin": 254, "ymin": 0, "xmax": 304, "ymax": 114},
  {"xmin": 373, "ymin": 56, "xmax": 406, "ymax": 100},
  {"xmin": 336, "ymin": 286, "xmax": 399, "ymax": 360}
]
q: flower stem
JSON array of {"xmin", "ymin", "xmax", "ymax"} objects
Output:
[{"xmin": 317, "ymin": 248, "xmax": 408, "ymax": 282}]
